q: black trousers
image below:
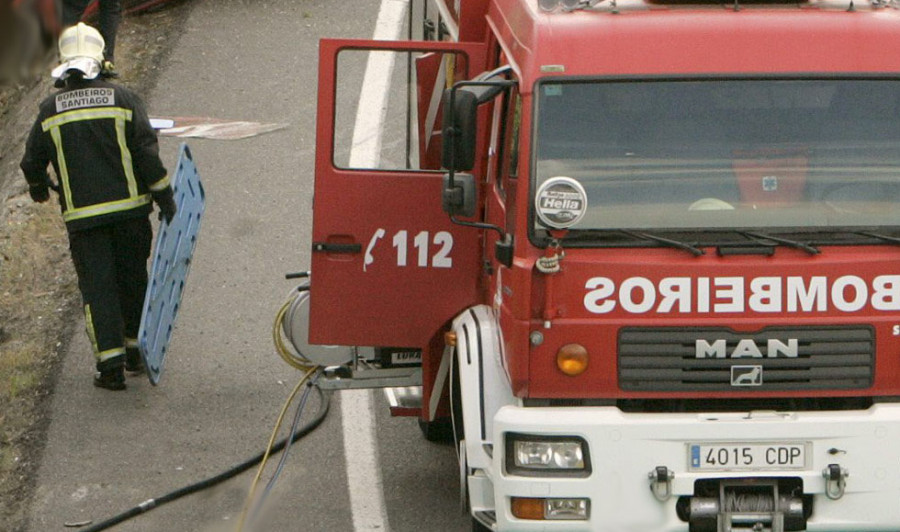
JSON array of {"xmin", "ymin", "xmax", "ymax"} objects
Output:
[
  {"xmin": 69, "ymin": 217, "xmax": 151, "ymax": 370},
  {"xmin": 62, "ymin": 0, "xmax": 122, "ymax": 61}
]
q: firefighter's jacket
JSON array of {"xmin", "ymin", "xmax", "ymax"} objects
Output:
[{"xmin": 20, "ymin": 77, "xmax": 170, "ymax": 232}]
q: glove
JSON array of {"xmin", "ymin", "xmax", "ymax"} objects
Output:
[
  {"xmin": 153, "ymin": 189, "xmax": 177, "ymax": 224},
  {"xmin": 100, "ymin": 61, "xmax": 119, "ymax": 79},
  {"xmin": 29, "ymin": 185, "xmax": 50, "ymax": 203}
]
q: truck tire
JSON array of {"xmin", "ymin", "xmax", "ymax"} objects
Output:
[
  {"xmin": 450, "ymin": 353, "xmax": 464, "ymax": 449},
  {"xmin": 417, "ymin": 417, "xmax": 454, "ymax": 443},
  {"xmin": 419, "ymin": 346, "xmax": 464, "ymax": 443},
  {"xmin": 452, "ymin": 350, "xmax": 489, "ymax": 532}
]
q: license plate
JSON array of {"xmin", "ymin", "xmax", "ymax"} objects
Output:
[{"xmin": 688, "ymin": 442, "xmax": 808, "ymax": 471}]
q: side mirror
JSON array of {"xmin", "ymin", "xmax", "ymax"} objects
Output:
[
  {"xmin": 442, "ymin": 172, "xmax": 476, "ymax": 217},
  {"xmin": 441, "ymin": 88, "xmax": 478, "ymax": 171}
]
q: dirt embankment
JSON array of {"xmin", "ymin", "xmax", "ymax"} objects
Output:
[{"xmin": 0, "ymin": 3, "xmax": 191, "ymax": 529}]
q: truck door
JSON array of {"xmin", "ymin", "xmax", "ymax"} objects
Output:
[{"xmin": 309, "ymin": 39, "xmax": 486, "ymax": 348}]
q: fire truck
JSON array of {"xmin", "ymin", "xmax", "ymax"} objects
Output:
[{"xmin": 296, "ymin": 0, "xmax": 900, "ymax": 529}]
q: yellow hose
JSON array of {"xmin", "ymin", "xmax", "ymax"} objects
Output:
[
  {"xmin": 235, "ymin": 365, "xmax": 319, "ymax": 531},
  {"xmin": 234, "ymin": 288, "xmax": 324, "ymax": 530},
  {"xmin": 272, "ymin": 292, "xmax": 317, "ymax": 372}
]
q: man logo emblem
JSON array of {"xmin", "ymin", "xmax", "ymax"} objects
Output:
[
  {"xmin": 762, "ymin": 176, "xmax": 778, "ymax": 192},
  {"xmin": 731, "ymin": 365, "xmax": 763, "ymax": 386}
]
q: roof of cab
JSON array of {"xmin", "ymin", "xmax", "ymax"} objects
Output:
[{"xmin": 484, "ymin": 0, "xmax": 900, "ymax": 89}]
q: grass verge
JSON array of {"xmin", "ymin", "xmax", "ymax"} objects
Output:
[{"xmin": 0, "ymin": 195, "xmax": 78, "ymax": 530}]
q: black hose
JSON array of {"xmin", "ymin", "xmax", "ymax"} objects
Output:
[{"xmin": 80, "ymin": 385, "xmax": 331, "ymax": 532}]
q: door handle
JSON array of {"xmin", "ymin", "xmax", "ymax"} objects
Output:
[{"xmin": 312, "ymin": 242, "xmax": 362, "ymax": 254}]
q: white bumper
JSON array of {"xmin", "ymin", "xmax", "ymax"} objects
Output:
[{"xmin": 473, "ymin": 403, "xmax": 900, "ymax": 531}]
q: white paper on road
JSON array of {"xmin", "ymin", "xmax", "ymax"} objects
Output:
[{"xmin": 153, "ymin": 115, "xmax": 288, "ymax": 140}]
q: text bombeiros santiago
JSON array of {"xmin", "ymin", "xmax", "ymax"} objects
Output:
[{"xmin": 56, "ymin": 88, "xmax": 115, "ymax": 113}]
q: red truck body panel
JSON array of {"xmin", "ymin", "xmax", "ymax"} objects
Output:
[
  {"xmin": 517, "ymin": 245, "xmax": 900, "ymax": 399},
  {"xmin": 309, "ymin": 39, "xmax": 487, "ymax": 348}
]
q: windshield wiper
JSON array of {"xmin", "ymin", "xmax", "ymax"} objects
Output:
[
  {"xmin": 561, "ymin": 229, "xmax": 705, "ymax": 256},
  {"xmin": 853, "ymin": 231, "xmax": 900, "ymax": 247},
  {"xmin": 619, "ymin": 230, "xmax": 705, "ymax": 256},
  {"xmin": 740, "ymin": 231, "xmax": 820, "ymax": 255}
]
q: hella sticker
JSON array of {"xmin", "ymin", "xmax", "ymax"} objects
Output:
[{"xmin": 535, "ymin": 176, "xmax": 587, "ymax": 229}]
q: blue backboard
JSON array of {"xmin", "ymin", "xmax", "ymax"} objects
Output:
[{"xmin": 139, "ymin": 143, "xmax": 205, "ymax": 385}]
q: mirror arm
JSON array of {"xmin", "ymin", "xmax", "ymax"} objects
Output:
[
  {"xmin": 450, "ymin": 217, "xmax": 512, "ymax": 269},
  {"xmin": 449, "ymin": 216, "xmax": 506, "ymax": 238}
]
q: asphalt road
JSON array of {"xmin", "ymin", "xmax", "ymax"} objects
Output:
[{"xmin": 26, "ymin": 0, "xmax": 470, "ymax": 530}]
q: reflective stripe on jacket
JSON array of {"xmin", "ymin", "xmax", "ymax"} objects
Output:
[{"xmin": 21, "ymin": 77, "xmax": 169, "ymax": 232}]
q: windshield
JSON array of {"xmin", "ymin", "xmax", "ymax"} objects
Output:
[{"xmin": 533, "ymin": 78, "xmax": 900, "ymax": 239}]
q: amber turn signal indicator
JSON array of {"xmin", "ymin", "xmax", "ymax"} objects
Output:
[
  {"xmin": 557, "ymin": 343, "xmax": 588, "ymax": 376},
  {"xmin": 511, "ymin": 497, "xmax": 545, "ymax": 520},
  {"xmin": 445, "ymin": 331, "xmax": 458, "ymax": 347}
]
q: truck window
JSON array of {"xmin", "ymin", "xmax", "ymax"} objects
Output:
[
  {"xmin": 533, "ymin": 78, "xmax": 900, "ymax": 235},
  {"xmin": 332, "ymin": 49, "xmax": 467, "ymax": 171},
  {"xmin": 505, "ymin": 90, "xmax": 521, "ymax": 181},
  {"xmin": 487, "ymin": 84, "xmax": 519, "ymax": 191}
]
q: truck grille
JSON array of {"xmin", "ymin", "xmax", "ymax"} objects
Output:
[{"xmin": 619, "ymin": 326, "xmax": 874, "ymax": 392}]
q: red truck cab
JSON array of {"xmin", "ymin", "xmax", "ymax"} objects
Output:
[{"xmin": 308, "ymin": 0, "xmax": 900, "ymax": 529}]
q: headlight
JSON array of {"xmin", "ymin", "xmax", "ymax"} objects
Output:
[
  {"xmin": 512, "ymin": 497, "xmax": 590, "ymax": 521},
  {"xmin": 516, "ymin": 441, "xmax": 583, "ymax": 469},
  {"xmin": 506, "ymin": 434, "xmax": 590, "ymax": 477}
]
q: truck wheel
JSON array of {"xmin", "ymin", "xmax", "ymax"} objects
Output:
[
  {"xmin": 418, "ymin": 346, "xmax": 463, "ymax": 444},
  {"xmin": 450, "ymin": 351, "xmax": 464, "ymax": 448},
  {"xmin": 472, "ymin": 517, "xmax": 491, "ymax": 531},
  {"xmin": 453, "ymin": 351, "xmax": 489, "ymax": 532},
  {"xmin": 417, "ymin": 417, "xmax": 454, "ymax": 443}
]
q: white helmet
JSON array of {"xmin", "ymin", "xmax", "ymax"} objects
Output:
[{"xmin": 51, "ymin": 23, "xmax": 105, "ymax": 80}]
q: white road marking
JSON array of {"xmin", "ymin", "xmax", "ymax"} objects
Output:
[
  {"xmin": 342, "ymin": 389, "xmax": 389, "ymax": 531},
  {"xmin": 342, "ymin": 0, "xmax": 408, "ymax": 530},
  {"xmin": 348, "ymin": 0, "xmax": 409, "ymax": 169}
]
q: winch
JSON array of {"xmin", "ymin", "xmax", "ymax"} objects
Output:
[{"xmin": 677, "ymin": 478, "xmax": 810, "ymax": 532}]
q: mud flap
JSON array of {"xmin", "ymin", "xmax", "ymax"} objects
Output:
[{"xmin": 138, "ymin": 143, "xmax": 205, "ymax": 385}]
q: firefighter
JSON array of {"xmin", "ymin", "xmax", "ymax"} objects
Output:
[{"xmin": 20, "ymin": 23, "xmax": 176, "ymax": 391}]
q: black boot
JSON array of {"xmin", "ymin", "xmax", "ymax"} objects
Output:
[
  {"xmin": 125, "ymin": 347, "xmax": 144, "ymax": 374},
  {"xmin": 94, "ymin": 357, "xmax": 126, "ymax": 391}
]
